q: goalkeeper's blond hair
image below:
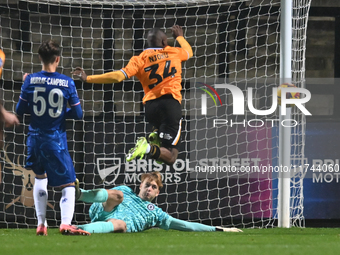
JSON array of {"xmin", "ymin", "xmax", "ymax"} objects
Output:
[{"xmin": 141, "ymin": 171, "xmax": 163, "ymax": 190}]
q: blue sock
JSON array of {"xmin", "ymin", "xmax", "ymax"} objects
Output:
[
  {"xmin": 79, "ymin": 189, "xmax": 108, "ymax": 203},
  {"xmin": 77, "ymin": 221, "xmax": 114, "ymax": 233}
]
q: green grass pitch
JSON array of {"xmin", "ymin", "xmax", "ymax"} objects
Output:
[{"xmin": 1, "ymin": 228, "xmax": 340, "ymax": 255}]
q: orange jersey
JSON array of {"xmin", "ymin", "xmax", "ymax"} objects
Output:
[
  {"xmin": 0, "ymin": 49, "xmax": 5, "ymax": 77},
  {"xmin": 121, "ymin": 46, "xmax": 190, "ymax": 104}
]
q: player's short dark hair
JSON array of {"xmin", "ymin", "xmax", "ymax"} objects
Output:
[
  {"xmin": 147, "ymin": 28, "xmax": 166, "ymax": 48},
  {"xmin": 38, "ymin": 40, "xmax": 60, "ymax": 65},
  {"xmin": 141, "ymin": 171, "xmax": 163, "ymax": 190},
  {"xmin": 148, "ymin": 28, "xmax": 163, "ymax": 35}
]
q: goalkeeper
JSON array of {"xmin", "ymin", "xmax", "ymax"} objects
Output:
[
  {"xmin": 72, "ymin": 25, "xmax": 193, "ymax": 166},
  {"xmin": 75, "ymin": 171, "xmax": 242, "ymax": 234}
]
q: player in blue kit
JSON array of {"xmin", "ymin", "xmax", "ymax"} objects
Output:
[
  {"xmin": 75, "ymin": 171, "xmax": 242, "ymax": 233},
  {"xmin": 16, "ymin": 40, "xmax": 90, "ymax": 236}
]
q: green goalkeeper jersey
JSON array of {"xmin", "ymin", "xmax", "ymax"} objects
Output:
[{"xmin": 88, "ymin": 185, "xmax": 171, "ymax": 232}]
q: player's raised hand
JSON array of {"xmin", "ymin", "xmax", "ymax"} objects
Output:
[
  {"xmin": 171, "ymin": 25, "xmax": 184, "ymax": 39},
  {"xmin": 72, "ymin": 67, "xmax": 87, "ymax": 82},
  {"xmin": 23, "ymin": 73, "xmax": 30, "ymax": 81},
  {"xmin": 0, "ymin": 108, "xmax": 19, "ymax": 127},
  {"xmin": 215, "ymin": 226, "xmax": 243, "ymax": 233}
]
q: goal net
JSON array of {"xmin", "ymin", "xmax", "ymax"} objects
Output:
[{"xmin": 0, "ymin": 0, "xmax": 311, "ymax": 228}]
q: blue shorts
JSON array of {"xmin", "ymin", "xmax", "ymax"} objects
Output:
[{"xmin": 25, "ymin": 130, "xmax": 76, "ymax": 187}]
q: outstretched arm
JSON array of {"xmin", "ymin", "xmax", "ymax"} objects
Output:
[
  {"xmin": 72, "ymin": 68, "xmax": 126, "ymax": 84},
  {"xmin": 167, "ymin": 217, "xmax": 242, "ymax": 232},
  {"xmin": 169, "ymin": 217, "xmax": 215, "ymax": 231},
  {"xmin": 171, "ymin": 25, "xmax": 193, "ymax": 59},
  {"xmin": 0, "ymin": 106, "xmax": 19, "ymax": 127}
]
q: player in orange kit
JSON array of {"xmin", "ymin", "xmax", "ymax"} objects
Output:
[{"xmin": 73, "ymin": 25, "xmax": 193, "ymax": 166}]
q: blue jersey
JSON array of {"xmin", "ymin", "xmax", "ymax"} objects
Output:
[
  {"xmin": 18, "ymin": 71, "xmax": 80, "ymax": 132},
  {"xmin": 89, "ymin": 186, "xmax": 172, "ymax": 232}
]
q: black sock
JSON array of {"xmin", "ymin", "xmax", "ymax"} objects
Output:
[{"xmin": 149, "ymin": 144, "xmax": 161, "ymax": 160}]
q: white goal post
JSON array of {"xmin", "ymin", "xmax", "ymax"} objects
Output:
[{"xmin": 0, "ymin": 0, "xmax": 311, "ymax": 228}]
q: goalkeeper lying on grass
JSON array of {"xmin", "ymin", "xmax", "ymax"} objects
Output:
[{"xmin": 75, "ymin": 171, "xmax": 242, "ymax": 234}]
